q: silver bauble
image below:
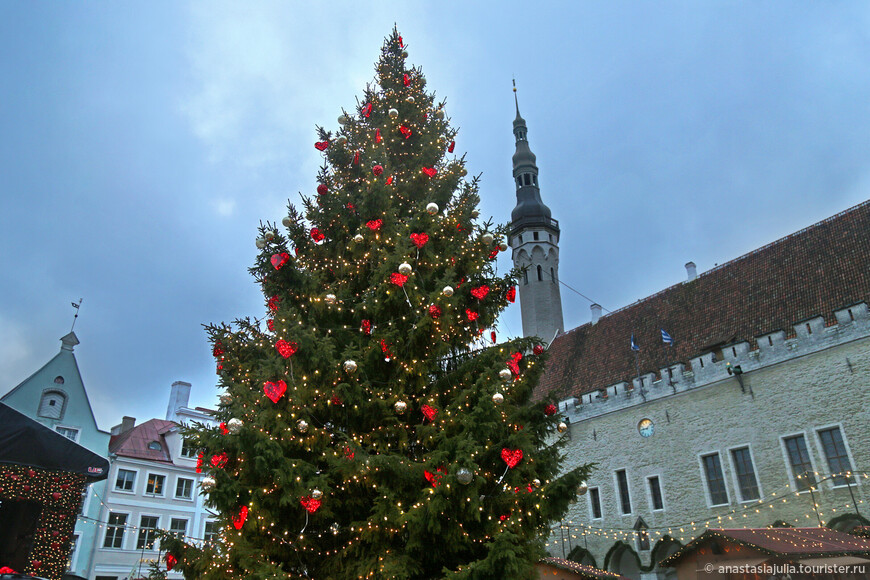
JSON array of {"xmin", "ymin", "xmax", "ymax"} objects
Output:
[
  {"xmin": 577, "ymin": 481, "xmax": 588, "ymax": 496},
  {"xmin": 296, "ymin": 420, "xmax": 309, "ymax": 433},
  {"xmin": 353, "ymin": 234, "xmax": 364, "ymax": 243},
  {"xmin": 471, "ymin": 209, "xmax": 480, "ymax": 218},
  {"xmin": 227, "ymin": 418, "xmax": 243, "ymax": 434},
  {"xmin": 325, "ymin": 294, "xmax": 337, "ymax": 304},
  {"xmin": 482, "ymin": 233, "xmax": 494, "ymax": 245},
  {"xmin": 426, "ymin": 202, "xmax": 439, "ymax": 215},
  {"xmin": 200, "ymin": 476, "xmax": 216, "ymax": 492},
  {"xmin": 499, "ymin": 241, "xmax": 508, "ymax": 251},
  {"xmin": 343, "ymin": 360, "xmax": 358, "ymax": 373},
  {"xmin": 532, "ymin": 478, "xmax": 541, "ymax": 488},
  {"xmin": 256, "ymin": 238, "xmax": 266, "ymax": 249},
  {"xmin": 394, "ymin": 400, "xmax": 407, "ymax": 414},
  {"xmin": 336, "ymin": 135, "xmax": 348, "ymax": 146},
  {"xmin": 398, "ymin": 262, "xmax": 412, "ymax": 275},
  {"xmin": 402, "ymin": 50, "xmax": 409, "ymax": 58},
  {"xmin": 492, "ymin": 392, "xmax": 504, "ymax": 405},
  {"xmin": 557, "ymin": 422, "xmax": 569, "ymax": 433},
  {"xmin": 338, "ymin": 114, "xmax": 350, "ymax": 125},
  {"xmin": 442, "ymin": 285, "xmax": 454, "ymax": 297},
  {"xmin": 282, "ymin": 216, "xmax": 292, "ymax": 227},
  {"xmin": 388, "ymin": 108, "xmax": 399, "ymax": 119},
  {"xmin": 330, "ymin": 522, "xmax": 340, "ymax": 535},
  {"xmin": 219, "ymin": 393, "xmax": 233, "ymax": 405},
  {"xmin": 434, "ymin": 109, "xmax": 445, "ymax": 119},
  {"xmin": 311, "ymin": 488, "xmax": 323, "ymax": 500},
  {"xmin": 499, "ymin": 368, "xmax": 512, "ymax": 381},
  {"xmin": 265, "ymin": 230, "xmax": 276, "ymax": 240},
  {"xmin": 456, "ymin": 468, "xmax": 473, "ymax": 485},
  {"xmin": 405, "ymin": 96, "xmax": 415, "ymax": 103}
]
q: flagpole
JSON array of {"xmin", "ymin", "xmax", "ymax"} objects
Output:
[
  {"xmin": 632, "ymin": 335, "xmax": 645, "ymax": 401},
  {"xmin": 70, "ymin": 298, "xmax": 83, "ymax": 332}
]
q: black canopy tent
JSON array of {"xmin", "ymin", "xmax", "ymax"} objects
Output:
[
  {"xmin": 0, "ymin": 403, "xmax": 109, "ymax": 580},
  {"xmin": 0, "ymin": 403, "xmax": 108, "ymax": 479}
]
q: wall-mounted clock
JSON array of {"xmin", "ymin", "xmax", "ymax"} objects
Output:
[{"xmin": 638, "ymin": 418, "xmax": 655, "ymax": 438}]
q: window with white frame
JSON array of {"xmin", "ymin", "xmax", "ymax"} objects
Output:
[
  {"xmin": 702, "ymin": 453, "xmax": 729, "ymax": 506},
  {"xmin": 204, "ymin": 520, "xmax": 220, "ymax": 543},
  {"xmin": 103, "ymin": 512, "xmax": 127, "ymax": 548},
  {"xmin": 818, "ymin": 427, "xmax": 853, "ymax": 486},
  {"xmin": 180, "ymin": 438, "xmax": 197, "ymax": 458},
  {"xmin": 615, "ymin": 469, "xmax": 632, "ymax": 515},
  {"xmin": 783, "ymin": 434, "xmax": 816, "ymax": 491},
  {"xmin": 55, "ymin": 426, "xmax": 79, "ymax": 442},
  {"xmin": 648, "ymin": 476, "xmax": 664, "ymax": 511},
  {"xmin": 175, "ymin": 477, "xmax": 194, "ymax": 499},
  {"xmin": 137, "ymin": 515, "xmax": 159, "ymax": 550},
  {"xmin": 38, "ymin": 389, "xmax": 67, "ymax": 420},
  {"xmin": 169, "ymin": 518, "xmax": 188, "ymax": 539},
  {"xmin": 115, "ymin": 469, "xmax": 136, "ymax": 492},
  {"xmin": 589, "ymin": 487, "xmax": 602, "ymax": 519},
  {"xmin": 145, "ymin": 473, "xmax": 165, "ymax": 495},
  {"xmin": 731, "ymin": 447, "xmax": 760, "ymax": 501}
]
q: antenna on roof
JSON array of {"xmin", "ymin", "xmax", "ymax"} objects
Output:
[{"xmin": 70, "ymin": 298, "xmax": 83, "ymax": 332}]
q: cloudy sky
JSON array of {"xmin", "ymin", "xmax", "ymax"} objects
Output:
[{"xmin": 2, "ymin": 2, "xmax": 868, "ymax": 430}]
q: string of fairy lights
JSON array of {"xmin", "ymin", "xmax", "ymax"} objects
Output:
[{"xmin": 545, "ymin": 470, "xmax": 870, "ymax": 550}]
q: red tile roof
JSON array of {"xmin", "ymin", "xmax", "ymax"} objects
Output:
[
  {"xmin": 662, "ymin": 528, "xmax": 870, "ymax": 566},
  {"xmin": 536, "ymin": 200, "xmax": 870, "ymax": 400},
  {"xmin": 109, "ymin": 418, "xmax": 177, "ymax": 463}
]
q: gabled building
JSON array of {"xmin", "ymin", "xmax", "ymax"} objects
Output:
[
  {"xmin": 1, "ymin": 332, "xmax": 111, "ymax": 579},
  {"xmin": 506, "ymin": 106, "xmax": 870, "ymax": 580},
  {"xmin": 91, "ymin": 384, "xmax": 217, "ymax": 580}
]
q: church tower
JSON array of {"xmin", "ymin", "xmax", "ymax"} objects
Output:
[{"xmin": 509, "ymin": 86, "xmax": 564, "ymax": 343}]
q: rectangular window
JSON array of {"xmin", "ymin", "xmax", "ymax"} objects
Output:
[
  {"xmin": 169, "ymin": 518, "xmax": 188, "ymax": 539},
  {"xmin": 137, "ymin": 515, "xmax": 159, "ymax": 550},
  {"xmin": 731, "ymin": 447, "xmax": 760, "ymax": 501},
  {"xmin": 818, "ymin": 427, "xmax": 853, "ymax": 486},
  {"xmin": 702, "ymin": 453, "xmax": 729, "ymax": 505},
  {"xmin": 176, "ymin": 477, "xmax": 194, "ymax": 499},
  {"xmin": 615, "ymin": 469, "xmax": 631, "ymax": 514},
  {"xmin": 115, "ymin": 469, "xmax": 136, "ymax": 492},
  {"xmin": 589, "ymin": 487, "xmax": 602, "ymax": 519},
  {"xmin": 56, "ymin": 426, "xmax": 79, "ymax": 442},
  {"xmin": 180, "ymin": 438, "xmax": 197, "ymax": 458},
  {"xmin": 204, "ymin": 520, "xmax": 220, "ymax": 543},
  {"xmin": 103, "ymin": 512, "xmax": 127, "ymax": 548},
  {"xmin": 145, "ymin": 473, "xmax": 165, "ymax": 495},
  {"xmin": 783, "ymin": 435, "xmax": 816, "ymax": 491},
  {"xmin": 648, "ymin": 476, "xmax": 664, "ymax": 511}
]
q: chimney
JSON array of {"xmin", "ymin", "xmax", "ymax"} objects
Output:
[
  {"xmin": 166, "ymin": 381, "xmax": 192, "ymax": 421},
  {"xmin": 590, "ymin": 303, "xmax": 602, "ymax": 324},
  {"xmin": 111, "ymin": 416, "xmax": 136, "ymax": 435},
  {"xmin": 685, "ymin": 261, "xmax": 697, "ymax": 281}
]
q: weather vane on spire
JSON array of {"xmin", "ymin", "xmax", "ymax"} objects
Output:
[{"xmin": 70, "ymin": 298, "xmax": 83, "ymax": 332}]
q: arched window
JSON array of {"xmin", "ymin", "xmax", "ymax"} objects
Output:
[
  {"xmin": 516, "ymin": 176, "xmax": 522, "ymax": 188},
  {"xmin": 537, "ymin": 265, "xmax": 543, "ymax": 281},
  {"xmin": 38, "ymin": 389, "xmax": 67, "ymax": 420}
]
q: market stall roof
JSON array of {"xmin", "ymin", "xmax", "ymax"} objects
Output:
[
  {"xmin": 0, "ymin": 403, "xmax": 108, "ymax": 480},
  {"xmin": 537, "ymin": 557, "xmax": 630, "ymax": 579}
]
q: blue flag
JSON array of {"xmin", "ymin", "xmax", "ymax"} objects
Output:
[
  {"xmin": 661, "ymin": 328, "xmax": 674, "ymax": 345},
  {"xmin": 631, "ymin": 334, "xmax": 640, "ymax": 352}
]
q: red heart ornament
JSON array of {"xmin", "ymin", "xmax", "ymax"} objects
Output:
[
  {"xmin": 267, "ymin": 319, "xmax": 274, "ymax": 331},
  {"xmin": 390, "ymin": 272, "xmax": 408, "ymax": 286},
  {"xmin": 465, "ymin": 309, "xmax": 479, "ymax": 321},
  {"xmin": 363, "ymin": 102, "xmax": 372, "ymax": 117},
  {"xmin": 353, "ymin": 150, "xmax": 360, "ymax": 165},
  {"xmin": 366, "ymin": 219, "xmax": 383, "ymax": 231},
  {"xmin": 448, "ymin": 140, "xmax": 455, "ymax": 153},
  {"xmin": 268, "ymin": 295, "xmax": 281, "ymax": 312},
  {"xmin": 233, "ymin": 505, "xmax": 248, "ymax": 529},
  {"xmin": 421, "ymin": 404, "xmax": 438, "ymax": 421},
  {"xmin": 403, "ymin": 73, "xmax": 410, "ymax": 87},
  {"xmin": 219, "ymin": 422, "xmax": 229, "ymax": 434},
  {"xmin": 501, "ymin": 448, "xmax": 523, "ymax": 469},
  {"xmin": 424, "ymin": 468, "xmax": 444, "ymax": 487},
  {"xmin": 470, "ymin": 285, "xmax": 490, "ymax": 300},
  {"xmin": 310, "ymin": 228, "xmax": 325, "ymax": 242},
  {"xmin": 166, "ymin": 554, "xmax": 177, "ymax": 571},
  {"xmin": 300, "ymin": 496, "xmax": 322, "ymax": 514},
  {"xmin": 263, "ymin": 380, "xmax": 287, "ymax": 403},
  {"xmin": 51, "ymin": 492, "xmax": 62, "ymax": 500},
  {"xmin": 491, "ymin": 331, "xmax": 497, "ymax": 344},
  {"xmin": 399, "ymin": 125, "xmax": 412, "ymax": 139},
  {"xmin": 30, "ymin": 561, "xmax": 41, "ymax": 570},
  {"xmin": 410, "ymin": 232, "xmax": 429, "ymax": 248},
  {"xmin": 27, "ymin": 469, "xmax": 36, "ymax": 478},
  {"xmin": 375, "ymin": 128, "xmax": 382, "ymax": 143},
  {"xmin": 271, "ymin": 252, "xmax": 290, "ymax": 270},
  {"xmin": 211, "ymin": 452, "xmax": 228, "ymax": 469},
  {"xmin": 386, "ymin": 175, "xmax": 393, "ymax": 185},
  {"xmin": 360, "ymin": 319, "xmax": 372, "ymax": 335},
  {"xmin": 275, "ymin": 340, "xmax": 298, "ymax": 358},
  {"xmin": 314, "ymin": 141, "xmax": 328, "ymax": 151},
  {"xmin": 422, "ymin": 167, "xmax": 437, "ymax": 177},
  {"xmin": 317, "ymin": 183, "xmax": 328, "ymax": 195}
]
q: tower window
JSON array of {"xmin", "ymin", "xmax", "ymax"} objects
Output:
[
  {"xmin": 533, "ymin": 232, "xmax": 539, "ymax": 241},
  {"xmin": 551, "ymin": 268, "xmax": 555, "ymax": 282},
  {"xmin": 523, "ymin": 270, "xmax": 528, "ymax": 285},
  {"xmin": 518, "ymin": 234, "xmax": 523, "ymax": 244},
  {"xmin": 532, "ymin": 175, "xmax": 537, "ymax": 185},
  {"xmin": 537, "ymin": 265, "xmax": 543, "ymax": 281},
  {"xmin": 516, "ymin": 176, "xmax": 522, "ymax": 188},
  {"xmin": 523, "ymin": 174, "xmax": 531, "ymax": 186}
]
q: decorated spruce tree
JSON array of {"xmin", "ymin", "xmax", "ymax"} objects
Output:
[{"xmin": 168, "ymin": 29, "xmax": 590, "ymax": 580}]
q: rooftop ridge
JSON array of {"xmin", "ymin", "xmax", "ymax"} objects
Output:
[{"xmin": 591, "ymin": 199, "xmax": 870, "ymax": 323}]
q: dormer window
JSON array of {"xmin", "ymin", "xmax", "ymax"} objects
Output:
[
  {"xmin": 38, "ymin": 390, "xmax": 67, "ymax": 420},
  {"xmin": 148, "ymin": 441, "xmax": 162, "ymax": 451}
]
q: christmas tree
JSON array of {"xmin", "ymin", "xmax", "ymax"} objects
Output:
[{"xmin": 166, "ymin": 29, "xmax": 590, "ymax": 580}]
